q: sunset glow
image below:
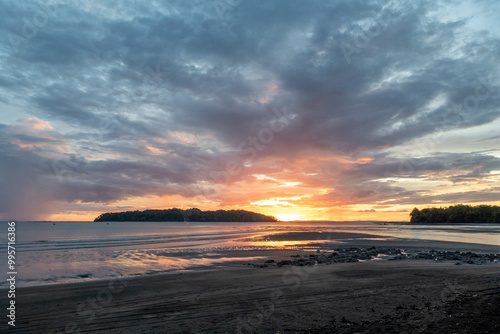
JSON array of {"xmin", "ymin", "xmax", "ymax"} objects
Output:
[
  {"xmin": 273, "ymin": 214, "xmax": 305, "ymax": 222},
  {"xmin": 1, "ymin": 1, "xmax": 500, "ymax": 222}
]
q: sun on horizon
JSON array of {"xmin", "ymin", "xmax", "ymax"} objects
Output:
[{"xmin": 1, "ymin": 0, "xmax": 500, "ymax": 224}]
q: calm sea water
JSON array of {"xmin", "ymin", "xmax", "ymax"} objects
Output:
[{"xmin": 1, "ymin": 221, "xmax": 499, "ymax": 287}]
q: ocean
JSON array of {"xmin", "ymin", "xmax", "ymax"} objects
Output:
[{"xmin": 1, "ymin": 220, "xmax": 499, "ymax": 288}]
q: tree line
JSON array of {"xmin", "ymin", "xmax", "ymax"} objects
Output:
[
  {"xmin": 410, "ymin": 204, "xmax": 500, "ymax": 224},
  {"xmin": 94, "ymin": 208, "xmax": 278, "ymax": 222}
]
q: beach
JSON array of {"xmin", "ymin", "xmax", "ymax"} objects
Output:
[
  {"xmin": 3, "ymin": 221, "xmax": 500, "ymax": 288},
  {"xmin": 2, "ymin": 221, "xmax": 500, "ymax": 333},
  {"xmin": 8, "ymin": 245, "xmax": 500, "ymax": 333},
  {"xmin": 3, "ymin": 0, "xmax": 500, "ymax": 332}
]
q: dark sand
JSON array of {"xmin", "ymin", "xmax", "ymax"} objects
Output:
[
  {"xmin": 3, "ymin": 235, "xmax": 500, "ymax": 333},
  {"xmin": 6, "ymin": 257, "xmax": 500, "ymax": 333}
]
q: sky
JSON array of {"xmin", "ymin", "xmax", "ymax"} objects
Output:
[{"xmin": 1, "ymin": 0, "xmax": 499, "ymax": 221}]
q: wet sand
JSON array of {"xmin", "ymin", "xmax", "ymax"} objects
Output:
[
  {"xmin": 7, "ymin": 257, "xmax": 500, "ymax": 333},
  {"xmin": 247, "ymin": 230, "xmax": 500, "ymax": 253}
]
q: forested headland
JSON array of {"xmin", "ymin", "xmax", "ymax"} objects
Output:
[
  {"xmin": 94, "ymin": 208, "xmax": 278, "ymax": 222},
  {"xmin": 410, "ymin": 205, "xmax": 500, "ymax": 224}
]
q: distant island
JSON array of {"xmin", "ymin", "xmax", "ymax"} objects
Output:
[
  {"xmin": 94, "ymin": 208, "xmax": 278, "ymax": 222},
  {"xmin": 410, "ymin": 204, "xmax": 500, "ymax": 224}
]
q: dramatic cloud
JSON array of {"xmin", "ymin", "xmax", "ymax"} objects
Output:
[{"xmin": 1, "ymin": 0, "xmax": 499, "ymax": 221}]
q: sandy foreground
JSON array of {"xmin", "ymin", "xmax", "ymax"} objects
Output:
[{"xmin": 5, "ymin": 255, "xmax": 500, "ymax": 334}]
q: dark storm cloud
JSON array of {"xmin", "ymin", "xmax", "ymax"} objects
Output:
[
  {"xmin": 339, "ymin": 153, "xmax": 500, "ymax": 182},
  {"xmin": 304, "ymin": 152, "xmax": 500, "ymax": 207},
  {"xmin": 386, "ymin": 187, "xmax": 500, "ymax": 206},
  {"xmin": 0, "ymin": 126, "xmax": 212, "ymax": 219},
  {"xmin": 1, "ymin": 0, "xmax": 500, "ymax": 218}
]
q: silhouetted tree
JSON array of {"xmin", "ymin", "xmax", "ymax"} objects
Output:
[
  {"xmin": 410, "ymin": 204, "xmax": 500, "ymax": 224},
  {"xmin": 94, "ymin": 208, "xmax": 278, "ymax": 222}
]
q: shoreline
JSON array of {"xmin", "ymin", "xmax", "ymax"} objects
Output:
[
  {"xmin": 5, "ymin": 238, "xmax": 500, "ymax": 289},
  {"xmin": 9, "ymin": 242, "xmax": 499, "ymax": 290},
  {"xmin": 4, "ymin": 230, "xmax": 500, "ymax": 332}
]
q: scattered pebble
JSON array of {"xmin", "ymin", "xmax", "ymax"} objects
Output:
[{"xmin": 254, "ymin": 247, "xmax": 500, "ymax": 268}]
